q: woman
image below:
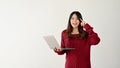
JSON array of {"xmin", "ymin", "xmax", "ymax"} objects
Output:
[{"xmin": 54, "ymin": 11, "xmax": 100, "ymax": 68}]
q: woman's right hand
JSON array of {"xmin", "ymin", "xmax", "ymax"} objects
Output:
[{"xmin": 54, "ymin": 47, "xmax": 63, "ymax": 53}]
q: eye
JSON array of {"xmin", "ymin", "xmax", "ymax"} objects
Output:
[
  {"xmin": 71, "ymin": 17, "xmax": 74, "ymax": 20},
  {"xmin": 76, "ymin": 18, "xmax": 79, "ymax": 20}
]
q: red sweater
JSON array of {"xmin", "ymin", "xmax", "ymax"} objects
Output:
[{"xmin": 54, "ymin": 24, "xmax": 100, "ymax": 68}]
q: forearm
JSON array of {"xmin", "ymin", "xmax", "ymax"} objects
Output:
[{"xmin": 84, "ymin": 24, "xmax": 100, "ymax": 45}]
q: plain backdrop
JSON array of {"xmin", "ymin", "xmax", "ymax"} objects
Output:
[{"xmin": 0, "ymin": 0, "xmax": 120, "ymax": 68}]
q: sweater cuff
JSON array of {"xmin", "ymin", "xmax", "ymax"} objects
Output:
[{"xmin": 84, "ymin": 24, "xmax": 93, "ymax": 31}]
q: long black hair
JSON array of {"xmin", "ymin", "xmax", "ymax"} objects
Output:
[{"xmin": 66, "ymin": 11, "xmax": 88, "ymax": 39}]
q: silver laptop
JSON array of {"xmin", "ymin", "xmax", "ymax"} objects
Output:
[{"xmin": 43, "ymin": 35, "xmax": 75, "ymax": 50}]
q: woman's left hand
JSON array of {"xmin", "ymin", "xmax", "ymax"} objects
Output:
[{"xmin": 80, "ymin": 18, "xmax": 87, "ymax": 27}]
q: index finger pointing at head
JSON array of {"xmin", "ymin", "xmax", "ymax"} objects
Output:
[{"xmin": 80, "ymin": 18, "xmax": 83, "ymax": 22}]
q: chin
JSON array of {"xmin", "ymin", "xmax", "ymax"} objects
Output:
[{"xmin": 72, "ymin": 26, "xmax": 78, "ymax": 28}]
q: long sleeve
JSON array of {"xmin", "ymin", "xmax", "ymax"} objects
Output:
[
  {"xmin": 84, "ymin": 24, "xmax": 100, "ymax": 45},
  {"xmin": 54, "ymin": 30, "xmax": 66, "ymax": 55}
]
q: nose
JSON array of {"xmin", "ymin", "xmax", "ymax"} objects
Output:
[{"xmin": 73, "ymin": 20, "xmax": 77, "ymax": 22}]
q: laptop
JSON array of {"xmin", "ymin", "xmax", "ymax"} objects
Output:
[{"xmin": 43, "ymin": 35, "xmax": 75, "ymax": 50}]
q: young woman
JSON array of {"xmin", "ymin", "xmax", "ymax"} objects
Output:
[{"xmin": 54, "ymin": 11, "xmax": 100, "ymax": 68}]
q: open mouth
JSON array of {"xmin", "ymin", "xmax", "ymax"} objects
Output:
[{"xmin": 72, "ymin": 23, "xmax": 78, "ymax": 25}]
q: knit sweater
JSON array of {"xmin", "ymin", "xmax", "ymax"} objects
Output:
[{"xmin": 54, "ymin": 24, "xmax": 100, "ymax": 68}]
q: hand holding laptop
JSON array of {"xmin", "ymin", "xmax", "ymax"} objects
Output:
[
  {"xmin": 54, "ymin": 47, "xmax": 63, "ymax": 53},
  {"xmin": 43, "ymin": 35, "xmax": 75, "ymax": 50}
]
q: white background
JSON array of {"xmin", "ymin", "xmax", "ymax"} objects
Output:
[{"xmin": 0, "ymin": 0, "xmax": 120, "ymax": 68}]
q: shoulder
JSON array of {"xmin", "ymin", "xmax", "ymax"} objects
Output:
[
  {"xmin": 62, "ymin": 29, "xmax": 66, "ymax": 33},
  {"xmin": 61, "ymin": 29, "xmax": 67, "ymax": 34},
  {"xmin": 61, "ymin": 29, "xmax": 67, "ymax": 37}
]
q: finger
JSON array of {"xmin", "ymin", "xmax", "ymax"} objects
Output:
[
  {"xmin": 57, "ymin": 48, "xmax": 60, "ymax": 51},
  {"xmin": 81, "ymin": 23, "xmax": 83, "ymax": 26},
  {"xmin": 80, "ymin": 18, "xmax": 83, "ymax": 22},
  {"xmin": 54, "ymin": 47, "xmax": 57, "ymax": 51},
  {"xmin": 57, "ymin": 49, "xmax": 60, "ymax": 51},
  {"xmin": 58, "ymin": 49, "xmax": 62, "ymax": 52}
]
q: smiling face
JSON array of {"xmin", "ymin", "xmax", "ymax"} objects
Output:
[
  {"xmin": 70, "ymin": 14, "xmax": 80, "ymax": 29},
  {"xmin": 66, "ymin": 11, "xmax": 86, "ymax": 38}
]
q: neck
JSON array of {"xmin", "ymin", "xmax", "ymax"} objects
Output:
[{"xmin": 72, "ymin": 28, "xmax": 79, "ymax": 34}]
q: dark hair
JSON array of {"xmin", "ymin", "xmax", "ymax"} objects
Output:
[{"xmin": 66, "ymin": 11, "xmax": 88, "ymax": 39}]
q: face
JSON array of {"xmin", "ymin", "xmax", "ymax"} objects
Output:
[{"xmin": 70, "ymin": 14, "xmax": 80, "ymax": 29}]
